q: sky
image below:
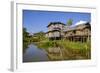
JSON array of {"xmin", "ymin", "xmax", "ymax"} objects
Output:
[{"xmin": 23, "ymin": 10, "xmax": 91, "ymax": 34}]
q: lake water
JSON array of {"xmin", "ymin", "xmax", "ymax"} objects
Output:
[{"xmin": 23, "ymin": 44, "xmax": 49, "ymax": 62}]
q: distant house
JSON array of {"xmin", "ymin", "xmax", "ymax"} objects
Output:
[
  {"xmin": 45, "ymin": 22, "xmax": 65, "ymax": 40},
  {"xmin": 46, "ymin": 21, "xmax": 91, "ymax": 42}
]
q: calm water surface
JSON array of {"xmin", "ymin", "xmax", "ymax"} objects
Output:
[{"xmin": 23, "ymin": 44, "xmax": 49, "ymax": 62}]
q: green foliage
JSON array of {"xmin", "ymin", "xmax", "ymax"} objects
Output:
[
  {"xmin": 35, "ymin": 39, "xmax": 91, "ymax": 59},
  {"xmin": 23, "ymin": 27, "xmax": 30, "ymax": 42},
  {"xmin": 58, "ymin": 40, "xmax": 91, "ymax": 59},
  {"xmin": 67, "ymin": 19, "xmax": 73, "ymax": 26},
  {"xmin": 36, "ymin": 40, "xmax": 55, "ymax": 49},
  {"xmin": 23, "ymin": 28, "xmax": 29, "ymax": 37},
  {"xmin": 32, "ymin": 31, "xmax": 46, "ymax": 42}
]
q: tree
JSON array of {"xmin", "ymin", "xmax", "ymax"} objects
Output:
[
  {"xmin": 67, "ymin": 19, "xmax": 73, "ymax": 26},
  {"xmin": 33, "ymin": 31, "xmax": 45, "ymax": 41},
  {"xmin": 23, "ymin": 28, "xmax": 29, "ymax": 37},
  {"xmin": 23, "ymin": 27, "xmax": 30, "ymax": 42}
]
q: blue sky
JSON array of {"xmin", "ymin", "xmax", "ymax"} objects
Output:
[{"xmin": 23, "ymin": 10, "xmax": 91, "ymax": 34}]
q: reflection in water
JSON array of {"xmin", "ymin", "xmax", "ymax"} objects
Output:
[
  {"xmin": 23, "ymin": 44, "xmax": 49, "ymax": 62},
  {"xmin": 23, "ymin": 43, "xmax": 90, "ymax": 62},
  {"xmin": 47, "ymin": 47, "xmax": 64, "ymax": 60},
  {"xmin": 23, "ymin": 42, "xmax": 30, "ymax": 53}
]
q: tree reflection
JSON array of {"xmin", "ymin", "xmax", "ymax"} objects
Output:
[{"xmin": 23, "ymin": 41, "xmax": 32, "ymax": 54}]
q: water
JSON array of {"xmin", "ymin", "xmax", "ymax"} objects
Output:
[
  {"xmin": 23, "ymin": 43, "xmax": 88, "ymax": 62},
  {"xmin": 23, "ymin": 44, "xmax": 49, "ymax": 62}
]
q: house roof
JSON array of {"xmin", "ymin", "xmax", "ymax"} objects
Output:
[
  {"xmin": 47, "ymin": 22, "xmax": 65, "ymax": 27},
  {"xmin": 64, "ymin": 22, "xmax": 90, "ymax": 32},
  {"xmin": 46, "ymin": 29, "xmax": 60, "ymax": 33},
  {"xmin": 63, "ymin": 26, "xmax": 75, "ymax": 32},
  {"xmin": 75, "ymin": 20, "xmax": 87, "ymax": 26},
  {"xmin": 75, "ymin": 22, "xmax": 90, "ymax": 30}
]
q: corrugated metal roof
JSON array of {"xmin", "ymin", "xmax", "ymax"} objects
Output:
[{"xmin": 64, "ymin": 22, "xmax": 90, "ymax": 32}]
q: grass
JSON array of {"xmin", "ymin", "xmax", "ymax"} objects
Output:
[
  {"xmin": 35, "ymin": 39, "xmax": 90, "ymax": 50},
  {"xmin": 58, "ymin": 40, "xmax": 91, "ymax": 59},
  {"xmin": 34, "ymin": 39, "xmax": 91, "ymax": 59}
]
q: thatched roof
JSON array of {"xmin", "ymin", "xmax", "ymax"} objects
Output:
[
  {"xmin": 63, "ymin": 26, "xmax": 75, "ymax": 32},
  {"xmin": 47, "ymin": 22, "xmax": 65, "ymax": 27},
  {"xmin": 46, "ymin": 29, "xmax": 60, "ymax": 33}
]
